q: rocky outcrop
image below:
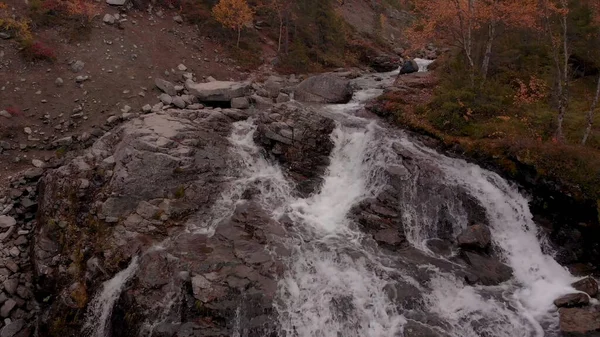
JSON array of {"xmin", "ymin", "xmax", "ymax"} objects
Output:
[
  {"xmin": 461, "ymin": 251, "xmax": 513, "ymax": 286},
  {"xmin": 185, "ymin": 80, "xmax": 250, "ymax": 102},
  {"xmin": 32, "ymin": 107, "xmax": 268, "ymax": 336},
  {"xmin": 559, "ymin": 306, "xmax": 600, "ymax": 336},
  {"xmin": 254, "ymin": 102, "xmax": 336, "ymax": 196},
  {"xmin": 294, "ymin": 74, "xmax": 353, "ymax": 104}
]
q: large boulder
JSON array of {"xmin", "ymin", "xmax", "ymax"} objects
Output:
[
  {"xmin": 400, "ymin": 59, "xmax": 419, "ymax": 75},
  {"xmin": 554, "ymin": 293, "xmax": 590, "ymax": 308},
  {"xmin": 185, "ymin": 80, "xmax": 250, "ymax": 102},
  {"xmin": 559, "ymin": 306, "xmax": 600, "ymax": 336},
  {"xmin": 294, "ymin": 74, "xmax": 353, "ymax": 104},
  {"xmin": 461, "ymin": 251, "xmax": 513, "ymax": 286},
  {"xmin": 457, "ymin": 224, "xmax": 491, "ymax": 250},
  {"xmin": 572, "ymin": 277, "xmax": 599, "ymax": 297},
  {"xmin": 369, "ymin": 54, "xmax": 402, "ymax": 73}
]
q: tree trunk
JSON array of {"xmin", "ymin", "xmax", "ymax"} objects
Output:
[
  {"xmin": 466, "ymin": 0, "xmax": 475, "ymax": 86},
  {"xmin": 237, "ymin": 27, "xmax": 241, "ymax": 48},
  {"xmin": 582, "ymin": 74, "xmax": 600, "ymax": 144},
  {"xmin": 278, "ymin": 16, "xmax": 283, "ymax": 52},
  {"xmin": 284, "ymin": 11, "xmax": 290, "ymax": 54},
  {"xmin": 481, "ymin": 21, "xmax": 496, "ymax": 82}
]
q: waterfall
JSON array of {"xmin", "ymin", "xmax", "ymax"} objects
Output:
[{"xmin": 82, "ymin": 256, "xmax": 139, "ymax": 337}]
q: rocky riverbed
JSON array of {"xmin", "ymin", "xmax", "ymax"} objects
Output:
[{"xmin": 0, "ymin": 67, "xmax": 598, "ymax": 337}]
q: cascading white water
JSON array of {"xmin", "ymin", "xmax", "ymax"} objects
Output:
[
  {"xmin": 272, "ymin": 67, "xmax": 577, "ymax": 337},
  {"xmin": 187, "ymin": 118, "xmax": 292, "ymax": 235},
  {"xmin": 397, "ymin": 137, "xmax": 576, "ymax": 331},
  {"xmin": 82, "ymin": 256, "xmax": 140, "ymax": 337}
]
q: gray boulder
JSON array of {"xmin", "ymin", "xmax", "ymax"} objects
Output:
[
  {"xmin": 155, "ymin": 78, "xmax": 177, "ymax": 96},
  {"xmin": 294, "ymin": 74, "xmax": 353, "ymax": 104},
  {"xmin": 185, "ymin": 80, "xmax": 250, "ymax": 102},
  {"xmin": 462, "ymin": 251, "xmax": 513, "ymax": 286}
]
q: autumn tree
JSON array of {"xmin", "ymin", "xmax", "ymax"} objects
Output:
[
  {"xmin": 212, "ymin": 0, "xmax": 254, "ymax": 47},
  {"xmin": 259, "ymin": 0, "xmax": 295, "ymax": 52},
  {"xmin": 406, "ymin": 0, "xmax": 538, "ymax": 84},
  {"xmin": 582, "ymin": 1, "xmax": 600, "ymax": 144}
]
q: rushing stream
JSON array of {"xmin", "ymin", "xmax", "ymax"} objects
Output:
[{"xmin": 83, "ymin": 62, "xmax": 579, "ymax": 337}]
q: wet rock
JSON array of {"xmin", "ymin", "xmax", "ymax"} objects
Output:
[
  {"xmin": 185, "ymin": 80, "xmax": 250, "ymax": 102},
  {"xmin": 461, "ymin": 251, "xmax": 513, "ymax": 286},
  {"xmin": 373, "ymin": 228, "xmax": 405, "ymax": 247},
  {"xmin": 155, "ymin": 78, "xmax": 177, "ymax": 96},
  {"xmin": 255, "ymin": 103, "xmax": 335, "ymax": 195},
  {"xmin": 554, "ymin": 293, "xmax": 590, "ymax": 308},
  {"xmin": 294, "ymin": 73, "xmax": 352, "ymax": 104},
  {"xmin": 457, "ymin": 224, "xmax": 491, "ymax": 250},
  {"xmin": 559, "ymin": 306, "xmax": 600, "ymax": 336},
  {"xmin": 572, "ymin": 277, "xmax": 598, "ymax": 297},
  {"xmin": 400, "ymin": 59, "xmax": 419, "ymax": 74},
  {"xmin": 403, "ymin": 320, "xmax": 447, "ymax": 337}
]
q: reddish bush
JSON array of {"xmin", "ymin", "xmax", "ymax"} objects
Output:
[
  {"xmin": 5, "ymin": 106, "xmax": 23, "ymax": 116},
  {"xmin": 22, "ymin": 40, "xmax": 57, "ymax": 61}
]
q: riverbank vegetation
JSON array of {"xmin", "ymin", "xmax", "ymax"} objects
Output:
[{"xmin": 383, "ymin": 0, "xmax": 600, "ymax": 209}]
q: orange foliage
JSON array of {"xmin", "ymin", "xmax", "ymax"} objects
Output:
[
  {"xmin": 212, "ymin": 0, "xmax": 253, "ymax": 47},
  {"xmin": 513, "ymin": 76, "xmax": 549, "ymax": 105}
]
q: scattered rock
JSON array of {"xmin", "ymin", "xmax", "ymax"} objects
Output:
[
  {"xmin": 55, "ymin": 78, "xmax": 64, "ymax": 87},
  {"xmin": 276, "ymin": 92, "xmax": 290, "ymax": 103},
  {"xmin": 31, "ymin": 159, "xmax": 44, "ymax": 168},
  {"xmin": 75, "ymin": 75, "xmax": 89, "ymax": 83},
  {"xmin": 231, "ymin": 97, "xmax": 250, "ymax": 109},
  {"xmin": 572, "ymin": 277, "xmax": 598, "ymax": 297},
  {"xmin": 172, "ymin": 96, "xmax": 186, "ymax": 108},
  {"xmin": 554, "ymin": 293, "xmax": 590, "ymax": 308},
  {"xmin": 70, "ymin": 60, "xmax": 85, "ymax": 73},
  {"xmin": 250, "ymin": 94, "xmax": 273, "ymax": 109},
  {"xmin": 173, "ymin": 15, "xmax": 183, "ymax": 24},
  {"xmin": 0, "ymin": 216, "xmax": 16, "ymax": 228},
  {"xmin": 106, "ymin": 0, "xmax": 127, "ymax": 5},
  {"xmin": 0, "ymin": 32, "xmax": 11, "ymax": 40},
  {"xmin": 23, "ymin": 127, "xmax": 31, "ymax": 135},
  {"xmin": 0, "ymin": 299, "xmax": 15, "ymax": 317},
  {"xmin": 294, "ymin": 74, "xmax": 352, "ymax": 104},
  {"xmin": 3, "ymin": 279, "xmax": 17, "ymax": 295},
  {"xmin": 103, "ymin": 13, "xmax": 115, "ymax": 25},
  {"xmin": 0, "ymin": 111, "xmax": 10, "ymax": 119},
  {"xmin": 141, "ymin": 104, "xmax": 152, "ymax": 113},
  {"xmin": 155, "ymin": 78, "xmax": 177, "ymax": 96},
  {"xmin": 159, "ymin": 94, "xmax": 173, "ymax": 105},
  {"xmin": 457, "ymin": 224, "xmax": 491, "ymax": 250},
  {"xmin": 0, "ymin": 319, "xmax": 24, "ymax": 337},
  {"xmin": 177, "ymin": 63, "xmax": 187, "ymax": 71}
]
